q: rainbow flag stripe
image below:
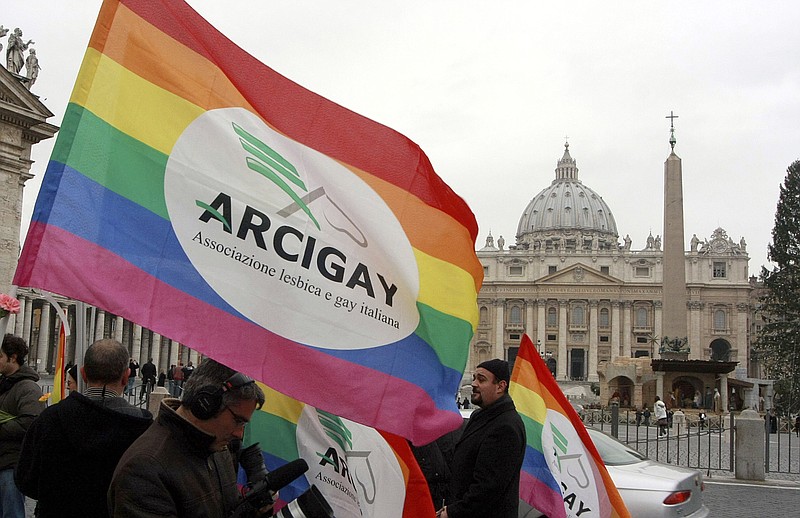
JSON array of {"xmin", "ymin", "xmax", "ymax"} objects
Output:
[
  {"xmin": 14, "ymin": 0, "xmax": 481, "ymax": 444},
  {"xmin": 245, "ymin": 384, "xmax": 435, "ymax": 517},
  {"xmin": 510, "ymin": 335, "xmax": 630, "ymax": 518}
]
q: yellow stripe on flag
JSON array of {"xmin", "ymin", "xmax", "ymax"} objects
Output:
[
  {"xmin": 257, "ymin": 383, "xmax": 304, "ymax": 425},
  {"xmin": 71, "ymin": 48, "xmax": 205, "ymax": 155},
  {"xmin": 414, "ymin": 248, "xmax": 479, "ymax": 327}
]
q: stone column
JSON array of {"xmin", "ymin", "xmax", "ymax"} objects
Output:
[
  {"xmin": 494, "ymin": 300, "xmax": 505, "ymax": 360},
  {"xmin": 22, "ymin": 297, "xmax": 33, "ymax": 347},
  {"xmin": 536, "ymin": 299, "xmax": 546, "ymax": 347},
  {"xmin": 13, "ymin": 295, "xmax": 24, "ymax": 337},
  {"xmin": 588, "ymin": 301, "xmax": 599, "ymax": 382},
  {"xmin": 689, "ymin": 301, "xmax": 703, "ymax": 360},
  {"xmin": 150, "ymin": 333, "xmax": 162, "ymax": 373},
  {"xmin": 525, "ymin": 299, "xmax": 535, "ymax": 339},
  {"xmin": 94, "ymin": 310, "xmax": 106, "ymax": 342},
  {"xmin": 655, "ymin": 371, "xmax": 665, "ymax": 401},
  {"xmin": 114, "ymin": 315, "xmax": 124, "ymax": 342},
  {"xmin": 159, "ymin": 335, "xmax": 170, "ymax": 373},
  {"xmin": 653, "ymin": 300, "xmax": 663, "ymax": 359},
  {"xmin": 36, "ymin": 301, "xmax": 50, "ymax": 373},
  {"xmin": 622, "ymin": 302, "xmax": 632, "ymax": 358},
  {"xmin": 720, "ymin": 375, "xmax": 729, "ymax": 413},
  {"xmin": 611, "ymin": 301, "xmax": 621, "ymax": 359},
  {"xmin": 170, "ymin": 340, "xmax": 180, "ymax": 366},
  {"xmin": 189, "ymin": 349, "xmax": 200, "ymax": 366},
  {"xmin": 736, "ymin": 303, "xmax": 749, "ymax": 372},
  {"xmin": 557, "ymin": 300, "xmax": 568, "ymax": 380},
  {"xmin": 132, "ymin": 324, "xmax": 143, "ymax": 364}
]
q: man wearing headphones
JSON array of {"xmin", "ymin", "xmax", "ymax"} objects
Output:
[{"xmin": 109, "ymin": 358, "xmax": 266, "ymax": 517}]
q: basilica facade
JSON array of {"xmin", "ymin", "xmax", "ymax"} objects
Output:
[{"xmin": 470, "ymin": 143, "xmax": 755, "ymax": 411}]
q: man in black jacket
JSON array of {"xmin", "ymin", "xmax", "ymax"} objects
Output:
[
  {"xmin": 139, "ymin": 358, "xmax": 156, "ymax": 401},
  {"xmin": 15, "ymin": 339, "xmax": 152, "ymax": 518},
  {"xmin": 440, "ymin": 359, "xmax": 526, "ymax": 518}
]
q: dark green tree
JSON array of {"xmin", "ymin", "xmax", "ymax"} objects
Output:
[{"xmin": 756, "ymin": 160, "xmax": 800, "ymax": 414}]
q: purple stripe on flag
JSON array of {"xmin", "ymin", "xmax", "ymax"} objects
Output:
[
  {"xmin": 519, "ymin": 470, "xmax": 566, "ymax": 518},
  {"xmin": 16, "ymin": 222, "xmax": 462, "ymax": 444}
]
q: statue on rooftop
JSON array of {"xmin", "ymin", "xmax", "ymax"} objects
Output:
[
  {"xmin": 24, "ymin": 48, "xmax": 39, "ymax": 89},
  {"xmin": 6, "ymin": 28, "xmax": 34, "ymax": 74}
]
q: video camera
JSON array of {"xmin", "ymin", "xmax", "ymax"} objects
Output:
[{"xmin": 232, "ymin": 442, "xmax": 335, "ymax": 518}]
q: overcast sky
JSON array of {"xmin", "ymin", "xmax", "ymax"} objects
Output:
[{"xmin": 9, "ymin": 1, "xmax": 800, "ymax": 273}]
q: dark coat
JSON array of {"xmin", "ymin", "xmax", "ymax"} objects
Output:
[
  {"xmin": 109, "ymin": 399, "xmax": 241, "ymax": 518},
  {"xmin": 0, "ymin": 365, "xmax": 44, "ymax": 471},
  {"xmin": 15, "ymin": 392, "xmax": 152, "ymax": 518},
  {"xmin": 140, "ymin": 361, "xmax": 156, "ymax": 384},
  {"xmin": 446, "ymin": 394, "xmax": 526, "ymax": 518}
]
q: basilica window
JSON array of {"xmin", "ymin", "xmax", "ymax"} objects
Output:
[
  {"xmin": 636, "ymin": 307, "xmax": 649, "ymax": 327},
  {"xmin": 571, "ymin": 305, "xmax": 585, "ymax": 326},
  {"xmin": 599, "ymin": 308, "xmax": 610, "ymax": 328},
  {"xmin": 713, "ymin": 261, "xmax": 727, "ymax": 278},
  {"xmin": 600, "ymin": 266, "xmax": 610, "ymax": 275},
  {"xmin": 509, "ymin": 265, "xmax": 524, "ymax": 276},
  {"xmin": 547, "ymin": 307, "xmax": 557, "ymax": 328},
  {"xmin": 548, "ymin": 265, "xmax": 557, "ymax": 275},
  {"xmin": 635, "ymin": 266, "xmax": 650, "ymax": 277},
  {"xmin": 479, "ymin": 306, "xmax": 488, "ymax": 324},
  {"xmin": 713, "ymin": 309, "xmax": 727, "ymax": 332},
  {"xmin": 510, "ymin": 306, "xmax": 522, "ymax": 324}
]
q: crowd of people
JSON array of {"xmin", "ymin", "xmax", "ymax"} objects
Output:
[{"xmin": 0, "ymin": 333, "xmax": 269, "ymax": 518}]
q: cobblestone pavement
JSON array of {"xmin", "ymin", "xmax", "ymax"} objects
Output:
[{"xmin": 703, "ymin": 477, "xmax": 800, "ymax": 517}]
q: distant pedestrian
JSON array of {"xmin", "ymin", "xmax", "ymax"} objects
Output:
[
  {"xmin": 794, "ymin": 415, "xmax": 800, "ymax": 438},
  {"xmin": 635, "ymin": 408, "xmax": 642, "ymax": 426},
  {"xmin": 125, "ymin": 358, "xmax": 139, "ymax": 396},
  {"xmin": 654, "ymin": 396, "xmax": 668, "ymax": 436},
  {"xmin": 643, "ymin": 407, "xmax": 651, "ymax": 426},
  {"xmin": 139, "ymin": 358, "xmax": 156, "ymax": 401}
]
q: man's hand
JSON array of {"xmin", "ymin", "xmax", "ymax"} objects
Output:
[{"xmin": 436, "ymin": 506, "xmax": 448, "ymax": 518}]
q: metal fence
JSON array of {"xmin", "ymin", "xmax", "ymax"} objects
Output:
[
  {"xmin": 584, "ymin": 407, "xmax": 734, "ymax": 474},
  {"xmin": 765, "ymin": 414, "xmax": 800, "ymax": 474}
]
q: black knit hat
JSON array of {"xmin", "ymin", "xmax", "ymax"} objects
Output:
[{"xmin": 477, "ymin": 359, "xmax": 510, "ymax": 384}]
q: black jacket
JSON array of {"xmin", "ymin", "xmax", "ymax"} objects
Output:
[
  {"xmin": 0, "ymin": 366, "xmax": 44, "ymax": 471},
  {"xmin": 446, "ymin": 394, "xmax": 526, "ymax": 518},
  {"xmin": 15, "ymin": 392, "xmax": 152, "ymax": 518}
]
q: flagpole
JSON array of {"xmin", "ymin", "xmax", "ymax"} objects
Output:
[{"xmin": 75, "ymin": 301, "xmax": 88, "ymax": 393}]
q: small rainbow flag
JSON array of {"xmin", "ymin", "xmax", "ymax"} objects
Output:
[
  {"xmin": 14, "ymin": 0, "xmax": 482, "ymax": 443},
  {"xmin": 510, "ymin": 335, "xmax": 630, "ymax": 518},
  {"xmin": 244, "ymin": 384, "xmax": 435, "ymax": 517}
]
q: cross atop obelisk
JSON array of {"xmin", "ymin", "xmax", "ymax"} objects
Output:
[{"xmin": 666, "ymin": 110, "xmax": 679, "ymax": 150}]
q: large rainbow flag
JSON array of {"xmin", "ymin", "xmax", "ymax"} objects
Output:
[
  {"xmin": 14, "ymin": 0, "xmax": 482, "ymax": 443},
  {"xmin": 244, "ymin": 384, "xmax": 435, "ymax": 517},
  {"xmin": 510, "ymin": 335, "xmax": 629, "ymax": 518}
]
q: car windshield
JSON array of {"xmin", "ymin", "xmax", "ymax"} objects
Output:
[{"xmin": 587, "ymin": 428, "xmax": 648, "ymax": 466}]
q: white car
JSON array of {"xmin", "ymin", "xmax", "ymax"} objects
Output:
[{"xmin": 520, "ymin": 428, "xmax": 709, "ymax": 518}]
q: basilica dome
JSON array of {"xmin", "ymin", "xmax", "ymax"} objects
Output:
[{"xmin": 515, "ymin": 143, "xmax": 619, "ymax": 251}]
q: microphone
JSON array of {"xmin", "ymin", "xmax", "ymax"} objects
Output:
[{"xmin": 263, "ymin": 459, "xmax": 309, "ymax": 492}]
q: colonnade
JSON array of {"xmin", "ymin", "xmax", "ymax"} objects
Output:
[{"xmin": 4, "ymin": 289, "xmax": 199, "ymax": 376}]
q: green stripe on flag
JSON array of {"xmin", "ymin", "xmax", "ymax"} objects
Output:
[
  {"xmin": 519, "ymin": 413, "xmax": 544, "ymax": 452},
  {"xmin": 415, "ymin": 302, "xmax": 474, "ymax": 371},
  {"xmin": 246, "ymin": 411, "xmax": 299, "ymax": 460},
  {"xmin": 52, "ymin": 103, "xmax": 170, "ymax": 220}
]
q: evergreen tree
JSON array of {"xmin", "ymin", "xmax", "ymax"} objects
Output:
[{"xmin": 757, "ymin": 160, "xmax": 800, "ymax": 414}]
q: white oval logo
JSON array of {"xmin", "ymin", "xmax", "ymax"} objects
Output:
[{"xmin": 164, "ymin": 108, "xmax": 419, "ymax": 349}]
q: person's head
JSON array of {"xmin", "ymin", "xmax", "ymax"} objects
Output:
[
  {"xmin": 655, "ymin": 396, "xmax": 661, "ymax": 402},
  {"xmin": 66, "ymin": 364, "xmax": 79, "ymax": 392},
  {"xmin": 148, "ymin": 358, "xmax": 153, "ymax": 363},
  {"xmin": 471, "ymin": 359, "xmax": 510, "ymax": 409},
  {"xmin": 81, "ymin": 339, "xmax": 130, "ymax": 391},
  {"xmin": 0, "ymin": 334, "xmax": 28, "ymax": 376},
  {"xmin": 179, "ymin": 359, "xmax": 265, "ymax": 451}
]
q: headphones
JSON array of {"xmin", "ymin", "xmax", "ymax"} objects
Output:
[{"xmin": 189, "ymin": 372, "xmax": 255, "ymax": 420}]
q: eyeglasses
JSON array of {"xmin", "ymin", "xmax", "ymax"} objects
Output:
[{"xmin": 224, "ymin": 406, "xmax": 249, "ymax": 428}]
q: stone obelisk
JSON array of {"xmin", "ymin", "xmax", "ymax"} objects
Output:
[{"xmin": 661, "ymin": 112, "xmax": 689, "ymax": 358}]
